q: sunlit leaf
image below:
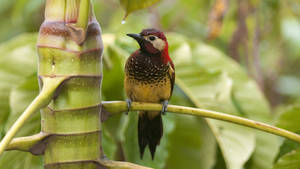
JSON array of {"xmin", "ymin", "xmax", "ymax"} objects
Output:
[
  {"xmin": 274, "ymin": 137, "xmax": 300, "ymax": 163},
  {"xmin": 120, "ymin": 0, "xmax": 160, "ymax": 19},
  {"xmin": 0, "ymin": 75, "xmax": 41, "ymax": 169},
  {"xmin": 0, "ymin": 34, "xmax": 37, "ymax": 136},
  {"xmin": 272, "ymin": 148, "xmax": 300, "ymax": 169},
  {"xmin": 276, "ymin": 105, "xmax": 300, "ymax": 132}
]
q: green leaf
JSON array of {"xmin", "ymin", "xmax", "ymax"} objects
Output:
[
  {"xmin": 5, "ymin": 75, "xmax": 40, "ymax": 136},
  {"xmin": 272, "ymin": 148, "xmax": 300, "ymax": 169},
  {"xmin": 0, "ymin": 33, "xmax": 37, "ymax": 135},
  {"xmin": 274, "ymin": 138, "xmax": 300, "ymax": 163},
  {"xmin": 0, "ymin": 75, "xmax": 41, "ymax": 169},
  {"xmin": 120, "ymin": 0, "xmax": 160, "ymax": 18},
  {"xmin": 276, "ymin": 105, "xmax": 300, "ymax": 132},
  {"xmin": 166, "ymin": 115, "xmax": 217, "ymax": 169},
  {"xmin": 169, "ymin": 35, "xmax": 256, "ymax": 169},
  {"xmin": 0, "ymin": 33, "xmax": 39, "ymax": 169},
  {"xmin": 166, "ymin": 86, "xmax": 217, "ymax": 169},
  {"xmin": 272, "ymin": 106, "xmax": 300, "ymax": 169},
  {"xmin": 174, "ymin": 36, "xmax": 280, "ymax": 169}
]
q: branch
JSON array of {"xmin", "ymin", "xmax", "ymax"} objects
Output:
[
  {"xmin": 100, "ymin": 159, "xmax": 153, "ymax": 169},
  {"xmin": 0, "ymin": 77, "xmax": 67, "ymax": 156},
  {"xmin": 6, "ymin": 133, "xmax": 49, "ymax": 154},
  {"xmin": 102, "ymin": 101, "xmax": 300, "ymax": 143}
]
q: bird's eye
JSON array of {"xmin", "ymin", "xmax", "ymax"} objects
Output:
[{"xmin": 149, "ymin": 36, "xmax": 156, "ymax": 41}]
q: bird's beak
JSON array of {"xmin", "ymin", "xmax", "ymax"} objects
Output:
[{"xmin": 127, "ymin": 33, "xmax": 144, "ymax": 45}]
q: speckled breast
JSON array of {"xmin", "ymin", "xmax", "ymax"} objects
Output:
[{"xmin": 125, "ymin": 53, "xmax": 169, "ymax": 84}]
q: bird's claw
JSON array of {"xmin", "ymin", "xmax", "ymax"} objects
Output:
[
  {"xmin": 125, "ymin": 99, "xmax": 132, "ymax": 115},
  {"xmin": 161, "ymin": 100, "xmax": 168, "ymax": 115}
]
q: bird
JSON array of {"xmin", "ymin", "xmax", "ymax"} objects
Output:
[{"xmin": 124, "ymin": 28, "xmax": 175, "ymax": 160}]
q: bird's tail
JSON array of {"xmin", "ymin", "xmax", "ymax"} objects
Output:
[{"xmin": 138, "ymin": 111, "xmax": 163, "ymax": 160}]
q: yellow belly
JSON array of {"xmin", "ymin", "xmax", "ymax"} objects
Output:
[{"xmin": 125, "ymin": 76, "xmax": 171, "ymax": 103}]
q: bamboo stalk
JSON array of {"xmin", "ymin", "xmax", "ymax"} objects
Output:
[{"xmin": 38, "ymin": 1, "xmax": 105, "ymax": 169}]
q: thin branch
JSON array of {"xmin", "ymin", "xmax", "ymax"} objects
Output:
[
  {"xmin": 0, "ymin": 77, "xmax": 67, "ymax": 156},
  {"xmin": 6, "ymin": 133, "xmax": 49, "ymax": 153},
  {"xmin": 102, "ymin": 101, "xmax": 300, "ymax": 143},
  {"xmin": 100, "ymin": 159, "xmax": 153, "ymax": 169}
]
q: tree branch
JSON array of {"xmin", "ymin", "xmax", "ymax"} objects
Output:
[
  {"xmin": 5, "ymin": 133, "xmax": 49, "ymax": 153},
  {"xmin": 102, "ymin": 101, "xmax": 300, "ymax": 143},
  {"xmin": 100, "ymin": 159, "xmax": 153, "ymax": 169}
]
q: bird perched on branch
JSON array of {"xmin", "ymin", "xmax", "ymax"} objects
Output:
[{"xmin": 124, "ymin": 28, "xmax": 175, "ymax": 159}]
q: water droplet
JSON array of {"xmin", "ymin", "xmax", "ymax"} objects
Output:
[{"xmin": 121, "ymin": 20, "xmax": 126, "ymax": 24}]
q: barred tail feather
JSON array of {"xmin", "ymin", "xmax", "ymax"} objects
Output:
[{"xmin": 138, "ymin": 111, "xmax": 163, "ymax": 160}]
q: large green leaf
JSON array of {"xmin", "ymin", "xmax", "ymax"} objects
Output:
[
  {"xmin": 120, "ymin": 0, "xmax": 160, "ymax": 18},
  {"xmin": 172, "ymin": 35, "xmax": 280, "ymax": 169},
  {"xmin": 166, "ymin": 86, "xmax": 217, "ymax": 169},
  {"xmin": 0, "ymin": 75, "xmax": 42, "ymax": 169},
  {"xmin": 272, "ymin": 105, "xmax": 300, "ymax": 169},
  {"xmin": 274, "ymin": 138, "xmax": 300, "ymax": 164},
  {"xmin": 0, "ymin": 34, "xmax": 37, "ymax": 136},
  {"xmin": 276, "ymin": 105, "xmax": 300, "ymax": 132},
  {"xmin": 172, "ymin": 47, "xmax": 256, "ymax": 169},
  {"xmin": 272, "ymin": 148, "xmax": 300, "ymax": 169}
]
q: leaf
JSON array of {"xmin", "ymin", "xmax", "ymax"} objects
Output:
[
  {"xmin": 182, "ymin": 37, "xmax": 280, "ymax": 169},
  {"xmin": 0, "ymin": 33, "xmax": 37, "ymax": 135},
  {"xmin": 166, "ymin": 115, "xmax": 217, "ymax": 169},
  {"xmin": 166, "ymin": 86, "xmax": 217, "ymax": 169},
  {"xmin": 276, "ymin": 105, "xmax": 300, "ymax": 132},
  {"xmin": 272, "ymin": 148, "xmax": 300, "ymax": 169},
  {"xmin": 274, "ymin": 137, "xmax": 300, "ymax": 163},
  {"xmin": 5, "ymin": 75, "xmax": 40, "ymax": 136},
  {"xmin": 272, "ymin": 106, "xmax": 300, "ymax": 169},
  {"xmin": 0, "ymin": 75, "xmax": 42, "ymax": 169},
  {"xmin": 169, "ymin": 35, "xmax": 256, "ymax": 169},
  {"xmin": 120, "ymin": 0, "xmax": 160, "ymax": 19}
]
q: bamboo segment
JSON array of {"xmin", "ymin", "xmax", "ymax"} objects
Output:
[{"xmin": 37, "ymin": 0, "xmax": 104, "ymax": 168}]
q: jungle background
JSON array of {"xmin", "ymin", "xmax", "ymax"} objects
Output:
[{"xmin": 0, "ymin": 0, "xmax": 300, "ymax": 169}]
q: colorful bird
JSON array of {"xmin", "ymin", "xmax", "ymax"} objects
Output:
[{"xmin": 124, "ymin": 28, "xmax": 175, "ymax": 159}]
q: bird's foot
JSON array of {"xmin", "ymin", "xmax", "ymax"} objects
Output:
[
  {"xmin": 161, "ymin": 100, "xmax": 168, "ymax": 115},
  {"xmin": 125, "ymin": 98, "xmax": 132, "ymax": 115}
]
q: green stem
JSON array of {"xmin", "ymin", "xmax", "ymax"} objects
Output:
[
  {"xmin": 76, "ymin": 0, "xmax": 90, "ymax": 30},
  {"xmin": 5, "ymin": 132, "xmax": 49, "ymax": 152},
  {"xmin": 101, "ymin": 160, "xmax": 153, "ymax": 169},
  {"xmin": 102, "ymin": 101, "xmax": 300, "ymax": 143},
  {"xmin": 0, "ymin": 77, "xmax": 66, "ymax": 156}
]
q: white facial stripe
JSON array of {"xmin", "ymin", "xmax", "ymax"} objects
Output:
[{"xmin": 144, "ymin": 35, "xmax": 166, "ymax": 51}]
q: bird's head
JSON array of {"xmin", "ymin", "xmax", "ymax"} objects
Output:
[
  {"xmin": 127, "ymin": 28, "xmax": 171, "ymax": 64},
  {"xmin": 127, "ymin": 28, "xmax": 168, "ymax": 54}
]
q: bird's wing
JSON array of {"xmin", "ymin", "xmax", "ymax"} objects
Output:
[{"xmin": 168, "ymin": 61, "xmax": 175, "ymax": 96}]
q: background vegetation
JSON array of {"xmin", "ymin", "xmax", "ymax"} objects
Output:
[{"xmin": 0, "ymin": 0, "xmax": 299, "ymax": 169}]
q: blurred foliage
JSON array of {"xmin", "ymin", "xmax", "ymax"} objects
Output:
[
  {"xmin": 0, "ymin": 0, "xmax": 300, "ymax": 169},
  {"xmin": 120, "ymin": 0, "xmax": 160, "ymax": 19}
]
